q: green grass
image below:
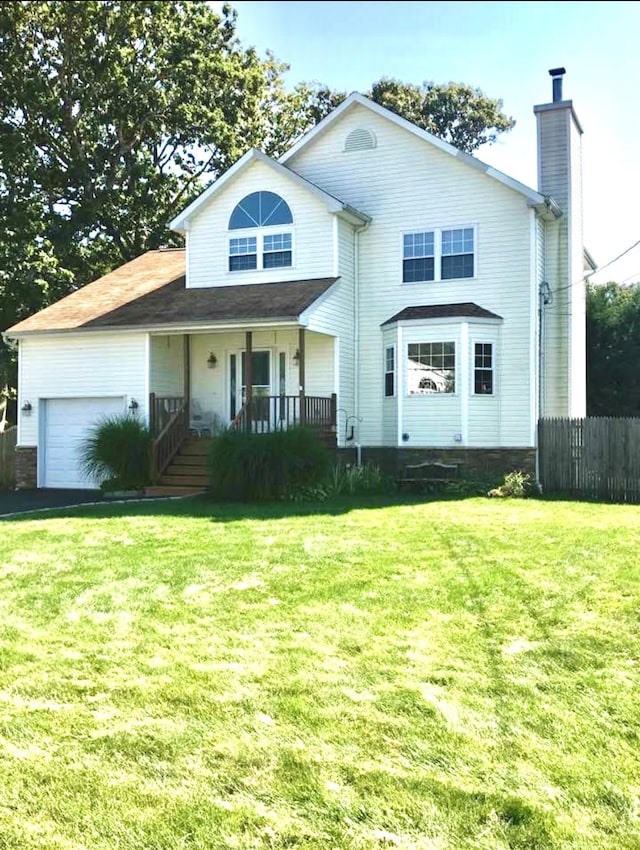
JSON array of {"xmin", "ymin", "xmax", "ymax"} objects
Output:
[{"xmin": 2, "ymin": 494, "xmax": 639, "ymax": 849}]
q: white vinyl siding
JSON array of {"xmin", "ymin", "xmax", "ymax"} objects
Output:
[
  {"xmin": 17, "ymin": 332, "xmax": 147, "ymax": 448},
  {"xmin": 304, "ymin": 217, "xmax": 355, "ymax": 446},
  {"xmin": 187, "ymin": 157, "xmax": 334, "ymax": 288},
  {"xmin": 150, "ymin": 334, "xmax": 185, "ymax": 397},
  {"xmin": 288, "ymin": 103, "xmax": 534, "ymax": 447}
]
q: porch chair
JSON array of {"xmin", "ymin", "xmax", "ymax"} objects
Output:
[{"xmin": 189, "ymin": 400, "xmax": 214, "ymax": 437}]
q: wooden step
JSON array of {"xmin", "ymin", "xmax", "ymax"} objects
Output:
[
  {"xmin": 145, "ymin": 485, "xmax": 207, "ymax": 497},
  {"xmin": 159, "ymin": 473, "xmax": 210, "ymax": 487},
  {"xmin": 166, "ymin": 462, "xmax": 208, "ymax": 478},
  {"xmin": 173, "ymin": 454, "xmax": 209, "ymax": 466},
  {"xmin": 180, "ymin": 439, "xmax": 212, "ymax": 456}
]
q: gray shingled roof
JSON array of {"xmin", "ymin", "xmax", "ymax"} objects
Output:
[
  {"xmin": 381, "ymin": 303, "xmax": 503, "ymax": 325},
  {"xmin": 85, "ymin": 276, "xmax": 338, "ymax": 329}
]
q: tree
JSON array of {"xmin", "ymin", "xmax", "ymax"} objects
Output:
[
  {"xmin": 265, "ymin": 77, "xmax": 515, "ymax": 157},
  {"xmin": 0, "ymin": 0, "xmax": 279, "ymax": 398},
  {"xmin": 587, "ymin": 282, "xmax": 640, "ymax": 416}
]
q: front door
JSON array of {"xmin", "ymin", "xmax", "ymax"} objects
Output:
[{"xmin": 229, "ymin": 350, "xmax": 272, "ymax": 425}]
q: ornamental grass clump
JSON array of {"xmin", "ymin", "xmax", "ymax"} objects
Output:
[
  {"xmin": 209, "ymin": 426, "xmax": 330, "ymax": 501},
  {"xmin": 80, "ymin": 414, "xmax": 152, "ymax": 490}
]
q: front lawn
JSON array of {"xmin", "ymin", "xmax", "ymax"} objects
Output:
[{"xmin": 2, "ymin": 496, "xmax": 639, "ymax": 849}]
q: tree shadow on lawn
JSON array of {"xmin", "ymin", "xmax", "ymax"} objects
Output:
[{"xmin": 0, "ymin": 486, "xmax": 492, "ymax": 524}]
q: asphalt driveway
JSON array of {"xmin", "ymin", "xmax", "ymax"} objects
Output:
[{"xmin": 0, "ymin": 489, "xmax": 103, "ymax": 517}]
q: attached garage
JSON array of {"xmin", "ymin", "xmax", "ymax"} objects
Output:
[{"xmin": 40, "ymin": 397, "xmax": 126, "ymax": 488}]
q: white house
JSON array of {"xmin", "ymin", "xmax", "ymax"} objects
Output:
[{"xmin": 5, "ymin": 69, "xmax": 593, "ymax": 489}]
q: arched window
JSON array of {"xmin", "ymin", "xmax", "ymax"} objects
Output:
[
  {"xmin": 228, "ymin": 191, "xmax": 294, "ymax": 272},
  {"xmin": 229, "ymin": 191, "xmax": 293, "ymax": 230}
]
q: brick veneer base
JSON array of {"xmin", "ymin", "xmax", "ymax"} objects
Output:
[
  {"xmin": 15, "ymin": 446, "xmax": 37, "ymax": 490},
  {"xmin": 335, "ymin": 446, "xmax": 536, "ymax": 480}
]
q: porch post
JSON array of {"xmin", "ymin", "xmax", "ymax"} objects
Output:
[
  {"xmin": 183, "ymin": 335, "xmax": 190, "ymax": 421},
  {"xmin": 244, "ymin": 331, "xmax": 253, "ymax": 426},
  {"xmin": 298, "ymin": 327, "xmax": 306, "ymax": 424}
]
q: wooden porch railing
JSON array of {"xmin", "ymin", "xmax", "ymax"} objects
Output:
[
  {"xmin": 231, "ymin": 394, "xmax": 337, "ymax": 441},
  {"xmin": 149, "ymin": 395, "xmax": 188, "ymax": 482}
]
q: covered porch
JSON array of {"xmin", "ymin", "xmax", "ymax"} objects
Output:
[{"xmin": 147, "ymin": 326, "xmax": 337, "ymax": 482}]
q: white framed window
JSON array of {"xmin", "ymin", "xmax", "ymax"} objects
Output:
[
  {"xmin": 403, "ymin": 232, "xmax": 435, "ymax": 282},
  {"xmin": 442, "ymin": 228, "xmax": 474, "ymax": 279},
  {"xmin": 473, "ymin": 342, "xmax": 493, "ymax": 395},
  {"xmin": 228, "ymin": 191, "xmax": 294, "ymax": 272},
  {"xmin": 384, "ymin": 345, "xmax": 395, "ymax": 397},
  {"xmin": 407, "ymin": 341, "xmax": 455, "ymax": 394},
  {"xmin": 229, "ymin": 236, "xmax": 257, "ymax": 272},
  {"xmin": 402, "ymin": 226, "xmax": 475, "ymax": 283},
  {"xmin": 263, "ymin": 232, "xmax": 292, "ymax": 269}
]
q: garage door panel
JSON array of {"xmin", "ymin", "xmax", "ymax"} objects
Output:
[{"xmin": 42, "ymin": 397, "xmax": 125, "ymax": 488}]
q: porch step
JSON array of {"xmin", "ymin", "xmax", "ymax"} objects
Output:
[
  {"xmin": 156, "ymin": 436, "xmax": 211, "ymax": 489},
  {"xmin": 145, "ymin": 485, "xmax": 207, "ymax": 497},
  {"xmin": 181, "ymin": 438, "xmax": 212, "ymax": 456},
  {"xmin": 158, "ymin": 472, "xmax": 210, "ymax": 488}
]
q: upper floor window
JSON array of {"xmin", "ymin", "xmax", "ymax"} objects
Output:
[
  {"xmin": 229, "ymin": 191, "xmax": 293, "ymax": 230},
  {"xmin": 228, "ymin": 191, "xmax": 293, "ymax": 272},
  {"xmin": 403, "ymin": 226, "xmax": 475, "ymax": 283},
  {"xmin": 442, "ymin": 228, "xmax": 474, "ymax": 279}
]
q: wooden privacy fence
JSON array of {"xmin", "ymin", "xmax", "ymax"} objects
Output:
[
  {"xmin": 538, "ymin": 417, "xmax": 640, "ymax": 503},
  {"xmin": 0, "ymin": 427, "xmax": 17, "ymax": 489}
]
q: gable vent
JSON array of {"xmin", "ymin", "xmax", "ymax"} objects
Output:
[{"xmin": 344, "ymin": 128, "xmax": 377, "ymax": 152}]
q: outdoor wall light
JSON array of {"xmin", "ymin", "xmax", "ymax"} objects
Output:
[
  {"xmin": 21, "ymin": 401, "xmax": 32, "ymax": 415},
  {"xmin": 128, "ymin": 398, "xmax": 139, "ymax": 412},
  {"xmin": 207, "ymin": 352, "xmax": 218, "ymax": 369},
  {"xmin": 292, "ymin": 348, "xmax": 300, "ymax": 365}
]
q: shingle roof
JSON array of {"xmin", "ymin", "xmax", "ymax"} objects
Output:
[
  {"xmin": 5, "ymin": 249, "xmax": 338, "ymax": 335},
  {"xmin": 381, "ymin": 303, "xmax": 503, "ymax": 326}
]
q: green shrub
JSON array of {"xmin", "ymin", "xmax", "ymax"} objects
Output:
[
  {"xmin": 209, "ymin": 426, "xmax": 330, "ymax": 501},
  {"xmin": 80, "ymin": 414, "xmax": 152, "ymax": 490},
  {"xmin": 488, "ymin": 469, "xmax": 533, "ymax": 499},
  {"xmin": 287, "ymin": 462, "xmax": 388, "ymax": 502}
]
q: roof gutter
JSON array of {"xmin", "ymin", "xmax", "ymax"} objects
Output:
[{"xmin": 4, "ymin": 317, "xmax": 305, "ymax": 340}]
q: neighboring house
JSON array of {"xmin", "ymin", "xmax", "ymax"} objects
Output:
[{"xmin": 5, "ymin": 68, "xmax": 595, "ymax": 489}]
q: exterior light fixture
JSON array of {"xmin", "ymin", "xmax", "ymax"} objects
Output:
[
  {"xmin": 21, "ymin": 401, "xmax": 32, "ymax": 414},
  {"xmin": 128, "ymin": 398, "xmax": 139, "ymax": 412},
  {"xmin": 207, "ymin": 352, "xmax": 218, "ymax": 369},
  {"xmin": 292, "ymin": 348, "xmax": 300, "ymax": 365}
]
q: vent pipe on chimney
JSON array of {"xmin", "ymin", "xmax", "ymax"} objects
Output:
[{"xmin": 549, "ymin": 67, "xmax": 566, "ymax": 103}]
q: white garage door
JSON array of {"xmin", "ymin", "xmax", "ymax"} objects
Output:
[{"xmin": 42, "ymin": 397, "xmax": 126, "ymax": 488}]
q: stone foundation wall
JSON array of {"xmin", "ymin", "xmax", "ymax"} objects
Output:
[
  {"xmin": 15, "ymin": 446, "xmax": 37, "ymax": 490},
  {"xmin": 337, "ymin": 446, "xmax": 536, "ymax": 480}
]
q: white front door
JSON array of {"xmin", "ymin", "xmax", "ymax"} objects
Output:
[
  {"xmin": 41, "ymin": 396, "xmax": 125, "ymax": 488},
  {"xmin": 229, "ymin": 350, "xmax": 272, "ymax": 425}
]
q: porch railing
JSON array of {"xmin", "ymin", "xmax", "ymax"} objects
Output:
[
  {"xmin": 149, "ymin": 395, "xmax": 188, "ymax": 482},
  {"xmin": 231, "ymin": 393, "xmax": 337, "ymax": 441}
]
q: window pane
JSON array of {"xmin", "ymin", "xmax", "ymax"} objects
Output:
[
  {"xmin": 229, "ymin": 254, "xmax": 257, "ymax": 272},
  {"xmin": 263, "ymin": 250, "xmax": 292, "ymax": 269},
  {"xmin": 441, "ymin": 253, "xmax": 474, "ymax": 279},
  {"xmin": 403, "ymin": 231, "xmax": 434, "ymax": 259},
  {"xmin": 385, "ymin": 372, "xmax": 395, "ymax": 397},
  {"xmin": 241, "ymin": 351, "xmax": 270, "ymax": 387},
  {"xmin": 229, "ymin": 191, "xmax": 293, "ymax": 229},
  {"xmin": 407, "ymin": 341, "xmax": 455, "ymax": 393},
  {"xmin": 474, "ymin": 370, "xmax": 493, "ymax": 394},
  {"xmin": 403, "ymin": 257, "xmax": 435, "ymax": 283},
  {"xmin": 442, "ymin": 228, "xmax": 474, "ymax": 256}
]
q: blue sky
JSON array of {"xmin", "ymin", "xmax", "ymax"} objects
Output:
[{"xmin": 213, "ymin": 0, "xmax": 640, "ymax": 284}]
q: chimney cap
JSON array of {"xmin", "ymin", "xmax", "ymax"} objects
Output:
[{"xmin": 549, "ymin": 67, "xmax": 566, "ymax": 77}]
